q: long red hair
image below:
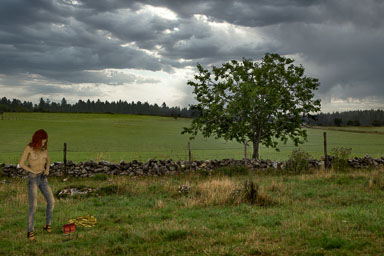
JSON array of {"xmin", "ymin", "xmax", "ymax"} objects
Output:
[{"xmin": 28, "ymin": 129, "xmax": 48, "ymax": 150}]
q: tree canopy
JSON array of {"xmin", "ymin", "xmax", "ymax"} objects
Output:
[{"xmin": 182, "ymin": 53, "xmax": 321, "ymax": 159}]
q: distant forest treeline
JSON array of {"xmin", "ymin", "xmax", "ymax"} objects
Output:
[
  {"xmin": 307, "ymin": 110, "xmax": 384, "ymax": 127},
  {"xmin": 1, "ymin": 96, "xmax": 383, "ymax": 126},
  {"xmin": 0, "ymin": 97, "xmax": 196, "ymax": 118}
]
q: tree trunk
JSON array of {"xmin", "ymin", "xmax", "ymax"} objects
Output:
[
  {"xmin": 252, "ymin": 138, "xmax": 260, "ymax": 160},
  {"xmin": 251, "ymin": 124, "xmax": 261, "ymax": 160}
]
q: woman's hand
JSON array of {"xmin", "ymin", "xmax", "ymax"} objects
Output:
[{"xmin": 19, "ymin": 146, "xmax": 34, "ymax": 173}]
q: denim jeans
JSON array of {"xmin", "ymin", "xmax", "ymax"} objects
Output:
[{"xmin": 27, "ymin": 172, "xmax": 55, "ymax": 232}]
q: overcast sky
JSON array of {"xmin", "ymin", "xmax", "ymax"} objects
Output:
[{"xmin": 1, "ymin": 0, "xmax": 383, "ymax": 112}]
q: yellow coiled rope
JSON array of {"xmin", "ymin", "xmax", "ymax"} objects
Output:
[{"xmin": 68, "ymin": 215, "xmax": 97, "ymax": 228}]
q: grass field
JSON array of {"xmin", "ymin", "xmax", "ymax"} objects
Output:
[
  {"xmin": 0, "ymin": 112, "xmax": 383, "ymax": 164},
  {"xmin": 1, "ymin": 168, "xmax": 384, "ymax": 255}
]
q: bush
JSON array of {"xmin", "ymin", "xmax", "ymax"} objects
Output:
[
  {"xmin": 330, "ymin": 147, "xmax": 352, "ymax": 172},
  {"xmin": 285, "ymin": 148, "xmax": 312, "ymax": 174},
  {"xmin": 334, "ymin": 118, "xmax": 342, "ymax": 127},
  {"xmin": 347, "ymin": 120, "xmax": 354, "ymax": 126},
  {"xmin": 347, "ymin": 120, "xmax": 360, "ymax": 126},
  {"xmin": 92, "ymin": 173, "xmax": 109, "ymax": 180},
  {"xmin": 231, "ymin": 180, "xmax": 274, "ymax": 207},
  {"xmin": 198, "ymin": 169, "xmax": 211, "ymax": 177},
  {"xmin": 372, "ymin": 120, "xmax": 382, "ymax": 127}
]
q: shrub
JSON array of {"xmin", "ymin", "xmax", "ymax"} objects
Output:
[
  {"xmin": 330, "ymin": 147, "xmax": 352, "ymax": 172},
  {"xmin": 334, "ymin": 118, "xmax": 342, "ymax": 127},
  {"xmin": 93, "ymin": 173, "xmax": 109, "ymax": 180},
  {"xmin": 347, "ymin": 120, "xmax": 354, "ymax": 126},
  {"xmin": 285, "ymin": 148, "xmax": 312, "ymax": 174},
  {"xmin": 372, "ymin": 120, "xmax": 382, "ymax": 127},
  {"xmin": 231, "ymin": 180, "xmax": 274, "ymax": 207},
  {"xmin": 199, "ymin": 169, "xmax": 211, "ymax": 177}
]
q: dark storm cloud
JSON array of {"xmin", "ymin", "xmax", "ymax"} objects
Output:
[
  {"xmin": 144, "ymin": 0, "xmax": 323, "ymax": 26},
  {"xmin": 260, "ymin": 20, "xmax": 384, "ymax": 99},
  {"xmin": 0, "ymin": 0, "xmax": 65, "ymax": 26},
  {"xmin": 0, "ymin": 0, "xmax": 383, "ymax": 108},
  {"xmin": 146, "ymin": 0, "xmax": 384, "ymax": 28},
  {"xmin": 0, "ymin": 0, "xmax": 168, "ymax": 79},
  {"xmin": 145, "ymin": 0, "xmax": 384, "ymax": 102}
]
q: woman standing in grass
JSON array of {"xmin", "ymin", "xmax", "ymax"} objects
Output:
[{"xmin": 19, "ymin": 129, "xmax": 55, "ymax": 241}]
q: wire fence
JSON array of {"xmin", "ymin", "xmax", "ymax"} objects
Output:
[{"xmin": 2, "ymin": 112, "xmax": 384, "ymax": 163}]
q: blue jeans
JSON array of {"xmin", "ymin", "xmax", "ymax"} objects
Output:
[{"xmin": 27, "ymin": 173, "xmax": 55, "ymax": 232}]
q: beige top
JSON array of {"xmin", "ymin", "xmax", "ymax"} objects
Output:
[{"xmin": 19, "ymin": 145, "xmax": 50, "ymax": 174}]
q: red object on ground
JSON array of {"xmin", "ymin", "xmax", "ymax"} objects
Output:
[{"xmin": 62, "ymin": 223, "xmax": 76, "ymax": 234}]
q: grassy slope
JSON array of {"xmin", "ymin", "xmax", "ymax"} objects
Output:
[
  {"xmin": 1, "ymin": 169, "xmax": 384, "ymax": 255},
  {"xmin": 0, "ymin": 112, "xmax": 383, "ymax": 164}
]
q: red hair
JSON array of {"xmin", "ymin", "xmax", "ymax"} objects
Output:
[{"xmin": 28, "ymin": 129, "xmax": 48, "ymax": 150}]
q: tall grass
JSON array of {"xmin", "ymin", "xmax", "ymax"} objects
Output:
[{"xmin": 184, "ymin": 177, "xmax": 236, "ymax": 207}]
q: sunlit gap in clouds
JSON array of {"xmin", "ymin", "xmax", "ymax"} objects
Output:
[
  {"xmin": 136, "ymin": 4, "xmax": 178, "ymax": 21},
  {"xmin": 72, "ymin": 67, "xmax": 195, "ymax": 108},
  {"xmin": 61, "ymin": 0, "xmax": 82, "ymax": 6},
  {"xmin": 120, "ymin": 42, "xmax": 163, "ymax": 60},
  {"xmin": 192, "ymin": 14, "xmax": 270, "ymax": 68}
]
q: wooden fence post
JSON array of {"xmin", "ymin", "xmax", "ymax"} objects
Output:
[
  {"xmin": 323, "ymin": 132, "xmax": 327, "ymax": 170},
  {"xmin": 64, "ymin": 143, "xmax": 67, "ymax": 175},
  {"xmin": 188, "ymin": 141, "xmax": 192, "ymax": 172}
]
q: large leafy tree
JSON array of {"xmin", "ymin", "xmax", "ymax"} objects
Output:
[{"xmin": 182, "ymin": 53, "xmax": 321, "ymax": 159}]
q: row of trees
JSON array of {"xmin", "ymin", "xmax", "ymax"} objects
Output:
[
  {"xmin": 0, "ymin": 97, "xmax": 196, "ymax": 118},
  {"xmin": 308, "ymin": 110, "xmax": 384, "ymax": 127}
]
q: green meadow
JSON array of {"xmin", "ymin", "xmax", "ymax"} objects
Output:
[
  {"xmin": 1, "ymin": 168, "xmax": 384, "ymax": 255},
  {"xmin": 1, "ymin": 112, "xmax": 384, "ymax": 255},
  {"xmin": 0, "ymin": 112, "xmax": 383, "ymax": 164}
]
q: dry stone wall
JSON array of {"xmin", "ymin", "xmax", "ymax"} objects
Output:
[{"xmin": 1, "ymin": 155, "xmax": 383, "ymax": 178}]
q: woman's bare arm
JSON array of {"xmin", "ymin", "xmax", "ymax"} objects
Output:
[
  {"xmin": 19, "ymin": 146, "xmax": 34, "ymax": 173},
  {"xmin": 44, "ymin": 152, "xmax": 50, "ymax": 175}
]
